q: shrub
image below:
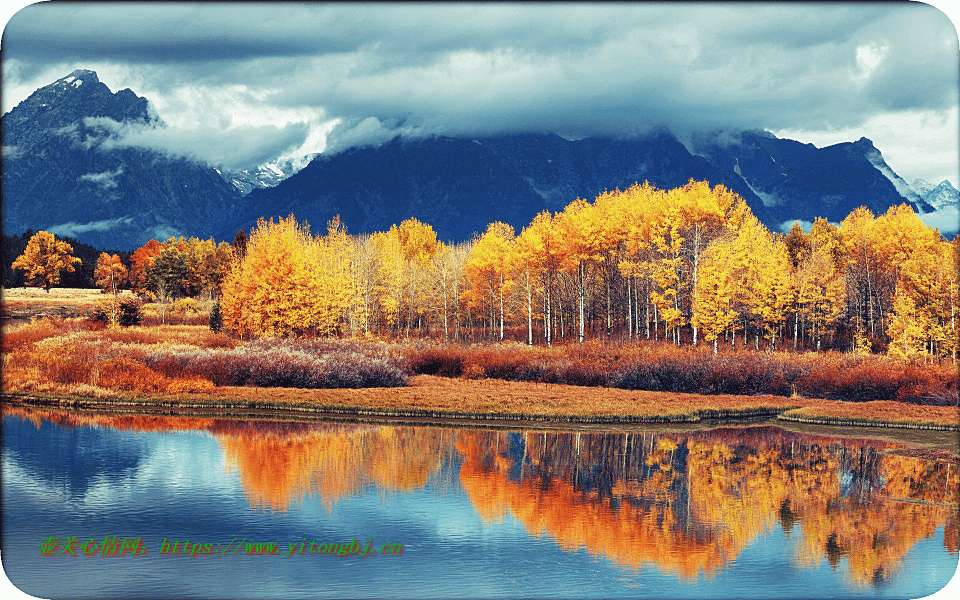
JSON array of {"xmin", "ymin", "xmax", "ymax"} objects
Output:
[
  {"xmin": 88, "ymin": 297, "xmax": 143, "ymax": 327},
  {"xmin": 138, "ymin": 338, "xmax": 409, "ymax": 389}
]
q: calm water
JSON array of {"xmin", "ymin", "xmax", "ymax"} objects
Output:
[{"xmin": 1, "ymin": 407, "xmax": 958, "ymax": 599}]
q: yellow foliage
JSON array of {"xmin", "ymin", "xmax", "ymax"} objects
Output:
[{"xmin": 11, "ymin": 231, "xmax": 81, "ymax": 292}]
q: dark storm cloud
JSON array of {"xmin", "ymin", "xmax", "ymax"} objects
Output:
[{"xmin": 3, "ymin": 2, "xmax": 957, "ymax": 166}]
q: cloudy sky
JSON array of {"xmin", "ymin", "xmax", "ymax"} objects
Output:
[{"xmin": 2, "ymin": 2, "xmax": 958, "ymax": 188}]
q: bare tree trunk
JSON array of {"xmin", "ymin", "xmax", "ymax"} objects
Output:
[{"xmin": 578, "ymin": 262, "xmax": 585, "ymax": 343}]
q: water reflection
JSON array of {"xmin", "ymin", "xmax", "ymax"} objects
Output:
[{"xmin": 3, "ymin": 406, "xmax": 957, "ymax": 590}]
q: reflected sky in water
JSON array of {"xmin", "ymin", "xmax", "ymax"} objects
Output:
[{"xmin": 2, "ymin": 407, "xmax": 957, "ymax": 599}]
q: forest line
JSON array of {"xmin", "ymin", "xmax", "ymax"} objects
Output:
[
  {"xmin": 17, "ymin": 179, "xmax": 958, "ymax": 361},
  {"xmin": 216, "ymin": 180, "xmax": 958, "ymax": 360}
]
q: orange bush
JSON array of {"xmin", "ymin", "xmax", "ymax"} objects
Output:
[{"xmin": 404, "ymin": 341, "xmax": 958, "ymax": 405}]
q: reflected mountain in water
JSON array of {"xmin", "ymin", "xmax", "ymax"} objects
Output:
[{"xmin": 2, "ymin": 411, "xmax": 149, "ymax": 497}]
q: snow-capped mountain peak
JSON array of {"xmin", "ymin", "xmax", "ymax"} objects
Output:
[{"xmin": 921, "ymin": 180, "xmax": 959, "ymax": 210}]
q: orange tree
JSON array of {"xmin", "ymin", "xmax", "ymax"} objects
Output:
[{"xmin": 11, "ymin": 231, "xmax": 81, "ymax": 292}]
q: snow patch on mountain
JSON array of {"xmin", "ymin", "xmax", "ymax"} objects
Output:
[
  {"xmin": 909, "ymin": 178, "xmax": 960, "ymax": 235},
  {"xmin": 221, "ymin": 154, "xmax": 318, "ymax": 195},
  {"xmin": 921, "ymin": 180, "xmax": 959, "ymax": 210}
]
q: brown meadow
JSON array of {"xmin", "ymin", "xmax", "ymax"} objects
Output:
[{"xmin": 2, "ymin": 314, "xmax": 956, "ymax": 430}]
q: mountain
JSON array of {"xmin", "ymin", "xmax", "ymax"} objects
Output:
[
  {"xmin": 2, "ymin": 69, "xmax": 242, "ymax": 250},
  {"xmin": 690, "ymin": 130, "xmax": 931, "ymax": 228},
  {"xmin": 4, "ymin": 70, "xmax": 937, "ymax": 250},
  {"xmin": 230, "ymin": 131, "xmax": 777, "ymax": 242},
  {"xmin": 231, "ymin": 129, "xmax": 930, "ymax": 242},
  {"xmin": 913, "ymin": 179, "xmax": 960, "ymax": 210}
]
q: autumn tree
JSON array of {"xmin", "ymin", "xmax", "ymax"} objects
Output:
[
  {"xmin": 397, "ymin": 218, "xmax": 441, "ymax": 336},
  {"xmin": 220, "ymin": 215, "xmax": 355, "ymax": 338},
  {"xmin": 691, "ymin": 235, "xmax": 739, "ymax": 353},
  {"xmin": 371, "ymin": 226, "xmax": 406, "ymax": 334},
  {"xmin": 556, "ymin": 199, "xmax": 603, "ymax": 343},
  {"xmin": 11, "ymin": 231, "xmax": 81, "ymax": 292},
  {"xmin": 464, "ymin": 222, "xmax": 516, "ymax": 341},
  {"xmin": 94, "ymin": 253, "xmax": 128, "ymax": 296},
  {"xmin": 128, "ymin": 240, "xmax": 164, "ymax": 297},
  {"xmin": 233, "ymin": 230, "xmax": 248, "ymax": 259},
  {"xmin": 221, "ymin": 216, "xmax": 321, "ymax": 337}
]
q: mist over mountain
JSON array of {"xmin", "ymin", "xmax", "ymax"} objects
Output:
[
  {"xmin": 2, "ymin": 69, "xmax": 241, "ymax": 250},
  {"xmin": 3, "ymin": 70, "xmax": 950, "ymax": 251}
]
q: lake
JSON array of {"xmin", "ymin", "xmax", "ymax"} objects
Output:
[{"xmin": 1, "ymin": 406, "xmax": 957, "ymax": 599}]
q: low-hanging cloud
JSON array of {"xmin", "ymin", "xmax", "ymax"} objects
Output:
[
  {"xmin": 81, "ymin": 117, "xmax": 309, "ymax": 171},
  {"xmin": 918, "ymin": 206, "xmax": 960, "ymax": 236},
  {"xmin": 47, "ymin": 216, "xmax": 134, "ymax": 238},
  {"xmin": 3, "ymin": 3, "xmax": 957, "ymax": 182},
  {"xmin": 78, "ymin": 167, "xmax": 123, "ymax": 190}
]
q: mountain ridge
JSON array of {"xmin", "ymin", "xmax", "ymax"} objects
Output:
[
  {"xmin": 2, "ymin": 69, "xmax": 242, "ymax": 250},
  {"xmin": 3, "ymin": 70, "xmax": 950, "ymax": 250}
]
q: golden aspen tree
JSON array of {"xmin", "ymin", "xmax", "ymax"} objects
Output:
[
  {"xmin": 349, "ymin": 234, "xmax": 379, "ymax": 336},
  {"xmin": 888, "ymin": 232, "xmax": 955, "ymax": 360},
  {"xmin": 423, "ymin": 241, "xmax": 470, "ymax": 343},
  {"xmin": 313, "ymin": 216, "xmax": 354, "ymax": 336},
  {"xmin": 726, "ymin": 216, "xmax": 795, "ymax": 350},
  {"xmin": 515, "ymin": 217, "xmax": 552, "ymax": 345},
  {"xmin": 784, "ymin": 221, "xmax": 811, "ymax": 269},
  {"xmin": 590, "ymin": 189, "xmax": 633, "ymax": 337},
  {"xmin": 840, "ymin": 207, "xmax": 881, "ymax": 341},
  {"xmin": 647, "ymin": 190, "xmax": 688, "ymax": 345},
  {"xmin": 11, "ymin": 231, "xmax": 81, "ymax": 292},
  {"xmin": 948, "ymin": 237, "xmax": 960, "ymax": 362},
  {"xmin": 792, "ymin": 245, "xmax": 845, "ymax": 352},
  {"xmin": 619, "ymin": 182, "xmax": 665, "ymax": 340},
  {"xmin": 675, "ymin": 181, "xmax": 748, "ymax": 345},
  {"xmin": 887, "ymin": 291, "xmax": 925, "ymax": 359},
  {"xmin": 556, "ymin": 198, "xmax": 605, "ymax": 343},
  {"xmin": 397, "ymin": 218, "xmax": 441, "ymax": 336},
  {"xmin": 520, "ymin": 211, "xmax": 564, "ymax": 345},
  {"xmin": 371, "ymin": 226, "xmax": 405, "ymax": 333},
  {"xmin": 221, "ymin": 215, "xmax": 326, "ymax": 337},
  {"xmin": 464, "ymin": 222, "xmax": 516, "ymax": 341},
  {"xmin": 691, "ymin": 237, "xmax": 739, "ymax": 353}
]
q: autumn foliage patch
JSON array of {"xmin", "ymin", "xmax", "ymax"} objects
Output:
[
  {"xmin": 405, "ymin": 341, "xmax": 957, "ymax": 406},
  {"xmin": 2, "ymin": 319, "xmax": 407, "ymax": 396}
]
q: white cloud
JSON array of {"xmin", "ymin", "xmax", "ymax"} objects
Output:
[
  {"xmin": 855, "ymin": 43, "xmax": 889, "ymax": 82},
  {"xmin": 918, "ymin": 206, "xmax": 960, "ymax": 236},
  {"xmin": 47, "ymin": 216, "xmax": 134, "ymax": 238},
  {"xmin": 78, "ymin": 167, "xmax": 122, "ymax": 190},
  {"xmin": 1, "ymin": 3, "xmax": 956, "ymax": 176},
  {"xmin": 81, "ymin": 116, "xmax": 310, "ymax": 171}
]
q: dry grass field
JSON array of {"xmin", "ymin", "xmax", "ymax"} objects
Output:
[{"xmin": 2, "ymin": 288, "xmax": 957, "ymax": 431}]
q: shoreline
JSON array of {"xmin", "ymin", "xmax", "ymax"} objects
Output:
[{"xmin": 3, "ymin": 375, "xmax": 957, "ymax": 432}]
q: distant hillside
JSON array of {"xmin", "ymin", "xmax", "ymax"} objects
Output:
[
  {"xmin": 231, "ymin": 132, "xmax": 777, "ymax": 242},
  {"xmin": 690, "ymin": 130, "xmax": 932, "ymax": 227}
]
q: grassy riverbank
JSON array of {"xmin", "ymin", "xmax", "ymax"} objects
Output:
[
  {"xmin": 2, "ymin": 289, "xmax": 957, "ymax": 431},
  {"xmin": 2, "ymin": 375, "xmax": 957, "ymax": 431}
]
